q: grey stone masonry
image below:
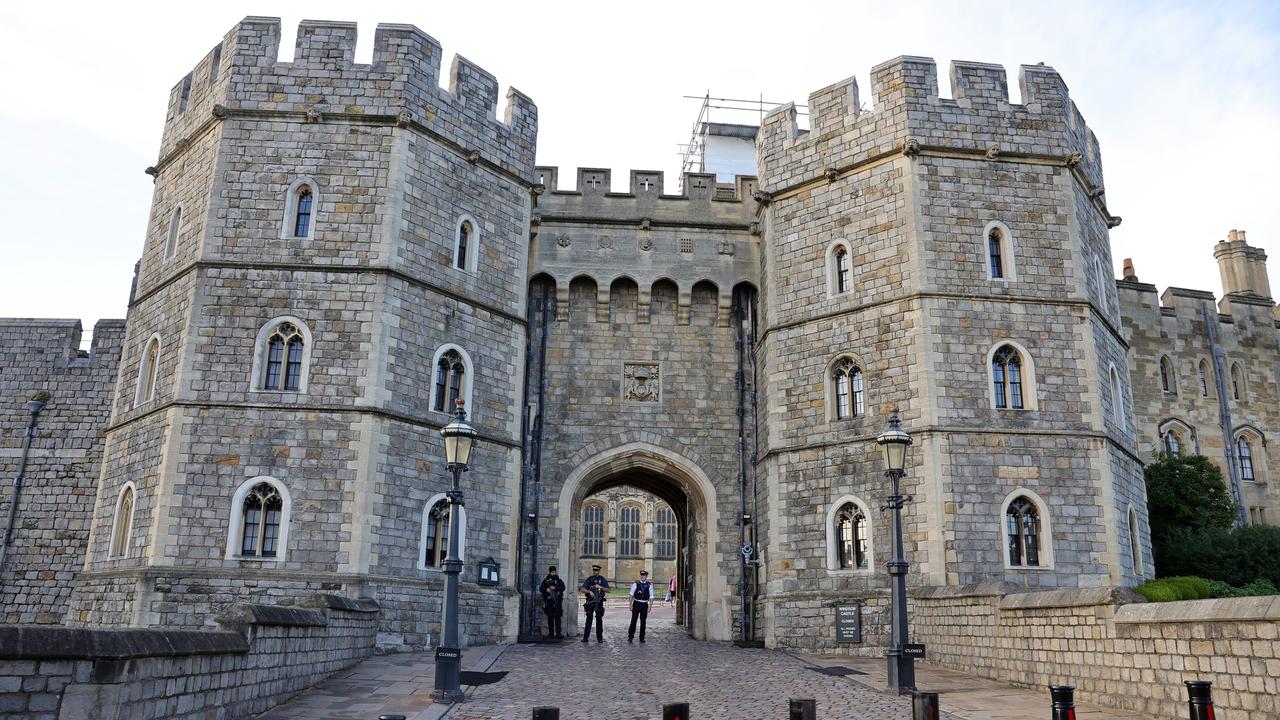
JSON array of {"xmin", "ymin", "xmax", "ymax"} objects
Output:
[
  {"xmin": 754, "ymin": 56, "xmax": 1146, "ymax": 650},
  {"xmin": 1117, "ymin": 234, "xmax": 1280, "ymax": 525},
  {"xmin": 65, "ymin": 17, "xmax": 536, "ymax": 649},
  {"xmin": 0, "ymin": 319, "xmax": 124, "ymax": 625}
]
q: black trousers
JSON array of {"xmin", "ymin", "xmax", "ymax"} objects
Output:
[
  {"xmin": 582, "ymin": 602, "xmax": 604, "ymax": 641},
  {"xmin": 544, "ymin": 602, "xmax": 562, "ymax": 636},
  {"xmin": 628, "ymin": 602, "xmax": 649, "ymax": 641}
]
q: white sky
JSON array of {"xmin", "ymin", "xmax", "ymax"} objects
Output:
[{"xmin": 2, "ymin": 1, "xmax": 1278, "ymax": 343}]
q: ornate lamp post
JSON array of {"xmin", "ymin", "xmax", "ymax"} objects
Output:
[
  {"xmin": 876, "ymin": 409, "xmax": 914, "ymax": 694},
  {"xmin": 433, "ymin": 400, "xmax": 478, "ymax": 704}
]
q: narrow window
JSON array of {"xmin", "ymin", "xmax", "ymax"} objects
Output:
[
  {"xmin": 433, "ymin": 349, "xmax": 466, "ymax": 412},
  {"xmin": 835, "ymin": 503, "xmax": 868, "ymax": 569},
  {"xmin": 834, "ymin": 246, "xmax": 851, "ymax": 294},
  {"xmin": 988, "ymin": 228, "xmax": 1004, "ymax": 279},
  {"xmin": 1109, "ymin": 366, "xmax": 1124, "ymax": 427},
  {"xmin": 455, "ymin": 221, "xmax": 472, "ymax": 270},
  {"xmin": 655, "ymin": 506, "xmax": 677, "ymax": 559},
  {"xmin": 1199, "ymin": 361, "xmax": 1210, "ymax": 397},
  {"xmin": 261, "ymin": 322, "xmax": 304, "ymax": 391},
  {"xmin": 164, "ymin": 207, "xmax": 182, "ymax": 260},
  {"xmin": 293, "ymin": 187, "xmax": 313, "ymax": 237},
  {"xmin": 619, "ymin": 505, "xmax": 641, "ymax": 557},
  {"xmin": 111, "ymin": 486, "xmax": 135, "ymax": 558},
  {"xmin": 1006, "ymin": 496, "xmax": 1041, "ymax": 567},
  {"xmin": 239, "ymin": 482, "xmax": 283, "ymax": 558},
  {"xmin": 137, "ymin": 337, "xmax": 160, "ymax": 406},
  {"xmin": 583, "ymin": 503, "xmax": 605, "ymax": 556},
  {"xmin": 1238, "ymin": 437, "xmax": 1255, "ymax": 482},
  {"xmin": 1231, "ymin": 364, "xmax": 1244, "ymax": 401},
  {"xmin": 423, "ymin": 499, "xmax": 451, "ymax": 568},
  {"xmin": 992, "ymin": 345, "xmax": 1024, "ymax": 409},
  {"xmin": 834, "ymin": 369, "xmax": 850, "ymax": 420},
  {"xmin": 851, "ymin": 368, "xmax": 865, "ymax": 417},
  {"xmin": 1162, "ymin": 431, "xmax": 1181, "ymax": 455},
  {"xmin": 1128, "ymin": 507, "xmax": 1143, "ymax": 578},
  {"xmin": 1160, "ymin": 356, "xmax": 1175, "ymax": 394}
]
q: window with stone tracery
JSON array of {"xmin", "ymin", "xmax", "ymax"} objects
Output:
[
  {"xmin": 262, "ymin": 322, "xmax": 305, "ymax": 391},
  {"xmin": 992, "ymin": 345, "xmax": 1024, "ymax": 410},
  {"xmin": 619, "ymin": 505, "xmax": 641, "ymax": 557},
  {"xmin": 423, "ymin": 499, "xmax": 451, "ymax": 568},
  {"xmin": 831, "ymin": 357, "xmax": 865, "ymax": 420},
  {"xmin": 239, "ymin": 482, "xmax": 283, "ymax": 558},
  {"xmin": 835, "ymin": 503, "xmax": 868, "ymax": 570},
  {"xmin": 582, "ymin": 502, "xmax": 605, "ymax": 557},
  {"xmin": 433, "ymin": 350, "xmax": 466, "ymax": 413},
  {"xmin": 1005, "ymin": 496, "xmax": 1041, "ymax": 567}
]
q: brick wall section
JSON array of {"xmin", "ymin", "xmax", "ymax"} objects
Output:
[
  {"xmin": 913, "ymin": 584, "xmax": 1280, "ymax": 720},
  {"xmin": 0, "ymin": 319, "xmax": 124, "ymax": 625},
  {"xmin": 0, "ymin": 594, "xmax": 378, "ymax": 720}
]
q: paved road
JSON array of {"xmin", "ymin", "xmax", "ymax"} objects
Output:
[{"xmin": 261, "ymin": 605, "xmax": 924, "ymax": 720}]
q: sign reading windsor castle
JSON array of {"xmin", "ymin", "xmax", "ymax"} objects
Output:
[{"xmin": 1, "ymin": 16, "xmax": 1276, "ymax": 652}]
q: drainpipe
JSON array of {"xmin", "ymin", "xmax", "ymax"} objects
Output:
[
  {"xmin": 1202, "ymin": 303, "xmax": 1249, "ymax": 526},
  {"xmin": 0, "ymin": 393, "xmax": 48, "ymax": 578}
]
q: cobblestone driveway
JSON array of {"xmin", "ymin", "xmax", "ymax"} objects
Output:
[{"xmin": 446, "ymin": 608, "xmax": 916, "ymax": 720}]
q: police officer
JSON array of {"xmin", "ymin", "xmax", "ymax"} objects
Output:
[
  {"xmin": 538, "ymin": 565, "xmax": 566, "ymax": 638},
  {"xmin": 580, "ymin": 564, "xmax": 609, "ymax": 643},
  {"xmin": 627, "ymin": 569, "xmax": 653, "ymax": 643}
]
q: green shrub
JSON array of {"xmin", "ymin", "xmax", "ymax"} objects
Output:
[
  {"xmin": 1206, "ymin": 578, "xmax": 1279, "ymax": 598},
  {"xmin": 1156, "ymin": 525, "xmax": 1280, "ymax": 586},
  {"xmin": 1162, "ymin": 576, "xmax": 1211, "ymax": 599},
  {"xmin": 1136, "ymin": 580, "xmax": 1181, "ymax": 602}
]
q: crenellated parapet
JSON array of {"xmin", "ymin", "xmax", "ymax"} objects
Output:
[
  {"xmin": 154, "ymin": 17, "xmax": 537, "ymax": 180},
  {"xmin": 757, "ymin": 56, "xmax": 1113, "ymax": 224},
  {"xmin": 534, "ymin": 167, "xmax": 759, "ymax": 227}
]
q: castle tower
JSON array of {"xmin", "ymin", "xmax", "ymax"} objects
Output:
[
  {"xmin": 753, "ymin": 58, "xmax": 1148, "ymax": 648},
  {"xmin": 68, "ymin": 18, "xmax": 537, "ymax": 647}
]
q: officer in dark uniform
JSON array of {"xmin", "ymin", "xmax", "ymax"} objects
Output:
[
  {"xmin": 627, "ymin": 569, "xmax": 653, "ymax": 643},
  {"xmin": 580, "ymin": 564, "xmax": 609, "ymax": 643},
  {"xmin": 538, "ymin": 565, "xmax": 566, "ymax": 638}
]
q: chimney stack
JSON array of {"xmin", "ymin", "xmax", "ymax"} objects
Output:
[
  {"xmin": 1214, "ymin": 229, "xmax": 1271, "ymax": 299},
  {"xmin": 1122, "ymin": 258, "xmax": 1137, "ymax": 281}
]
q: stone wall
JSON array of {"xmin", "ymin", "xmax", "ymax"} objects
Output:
[
  {"xmin": 914, "ymin": 584, "xmax": 1279, "ymax": 720},
  {"xmin": 0, "ymin": 319, "xmax": 124, "ymax": 625},
  {"xmin": 0, "ymin": 594, "xmax": 378, "ymax": 720}
]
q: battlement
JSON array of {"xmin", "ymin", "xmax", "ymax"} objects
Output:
[
  {"xmin": 1117, "ymin": 233, "xmax": 1279, "ymax": 326},
  {"xmin": 157, "ymin": 17, "xmax": 537, "ymax": 177},
  {"xmin": 758, "ymin": 56, "xmax": 1103, "ymax": 193},
  {"xmin": 533, "ymin": 167, "xmax": 758, "ymax": 227},
  {"xmin": 0, "ymin": 319, "xmax": 126, "ymax": 367}
]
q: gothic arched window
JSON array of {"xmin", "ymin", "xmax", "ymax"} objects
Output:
[
  {"xmin": 988, "ymin": 227, "xmax": 1005, "ymax": 279},
  {"xmin": 655, "ymin": 506, "xmax": 677, "ymax": 559},
  {"xmin": 1005, "ymin": 496, "xmax": 1041, "ymax": 567},
  {"xmin": 582, "ymin": 503, "xmax": 605, "ymax": 556},
  {"xmin": 831, "ymin": 358, "xmax": 865, "ymax": 420},
  {"xmin": 1162, "ymin": 430, "xmax": 1182, "ymax": 455},
  {"xmin": 239, "ymin": 482, "xmax": 284, "ymax": 558},
  {"xmin": 262, "ymin": 322, "xmax": 305, "ymax": 392},
  {"xmin": 1231, "ymin": 363, "xmax": 1245, "ymax": 401},
  {"xmin": 293, "ymin": 186, "xmax": 313, "ymax": 238},
  {"xmin": 455, "ymin": 220, "xmax": 473, "ymax": 270},
  {"xmin": 110, "ymin": 484, "xmax": 135, "ymax": 559},
  {"xmin": 433, "ymin": 349, "xmax": 466, "ymax": 413},
  {"xmin": 423, "ymin": 499, "xmax": 451, "ymax": 568},
  {"xmin": 835, "ymin": 503, "xmax": 868, "ymax": 570},
  {"xmin": 164, "ymin": 206, "xmax": 182, "ymax": 260},
  {"xmin": 992, "ymin": 345, "xmax": 1024, "ymax": 410},
  {"xmin": 135, "ymin": 335, "xmax": 160, "ymax": 407},
  {"xmin": 1237, "ymin": 437, "xmax": 1255, "ymax": 482},
  {"xmin": 619, "ymin": 505, "xmax": 641, "ymax": 557},
  {"xmin": 1160, "ymin": 356, "xmax": 1176, "ymax": 395},
  {"xmin": 834, "ymin": 246, "xmax": 851, "ymax": 294},
  {"xmin": 1199, "ymin": 360, "xmax": 1210, "ymax": 398}
]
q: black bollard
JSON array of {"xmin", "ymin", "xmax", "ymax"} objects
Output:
[
  {"xmin": 789, "ymin": 698, "xmax": 816, "ymax": 720},
  {"xmin": 1049, "ymin": 685, "xmax": 1076, "ymax": 720},
  {"xmin": 911, "ymin": 691, "xmax": 940, "ymax": 720},
  {"xmin": 1185, "ymin": 680, "xmax": 1215, "ymax": 720},
  {"xmin": 663, "ymin": 702, "xmax": 691, "ymax": 720}
]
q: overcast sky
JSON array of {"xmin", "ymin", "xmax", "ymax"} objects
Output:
[{"xmin": 1, "ymin": 1, "xmax": 1277, "ymax": 343}]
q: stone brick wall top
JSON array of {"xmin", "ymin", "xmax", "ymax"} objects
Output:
[
  {"xmin": 157, "ymin": 18, "xmax": 536, "ymax": 178},
  {"xmin": 758, "ymin": 57, "xmax": 1103, "ymax": 193}
]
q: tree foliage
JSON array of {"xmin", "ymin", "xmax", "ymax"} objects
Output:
[{"xmin": 1143, "ymin": 453, "xmax": 1237, "ymax": 540}]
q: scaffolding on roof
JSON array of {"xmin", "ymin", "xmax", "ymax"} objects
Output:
[{"xmin": 676, "ymin": 93, "xmax": 808, "ymax": 191}]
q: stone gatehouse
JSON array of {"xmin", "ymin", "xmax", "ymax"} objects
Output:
[{"xmin": 1, "ymin": 16, "xmax": 1272, "ymax": 653}]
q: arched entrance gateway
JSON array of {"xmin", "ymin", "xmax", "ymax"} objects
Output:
[{"xmin": 554, "ymin": 443, "xmax": 731, "ymax": 641}]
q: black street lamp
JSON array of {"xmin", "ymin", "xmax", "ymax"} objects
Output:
[
  {"xmin": 876, "ymin": 409, "xmax": 914, "ymax": 694},
  {"xmin": 0, "ymin": 392, "xmax": 48, "ymax": 578},
  {"xmin": 432, "ymin": 399, "xmax": 478, "ymax": 704}
]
